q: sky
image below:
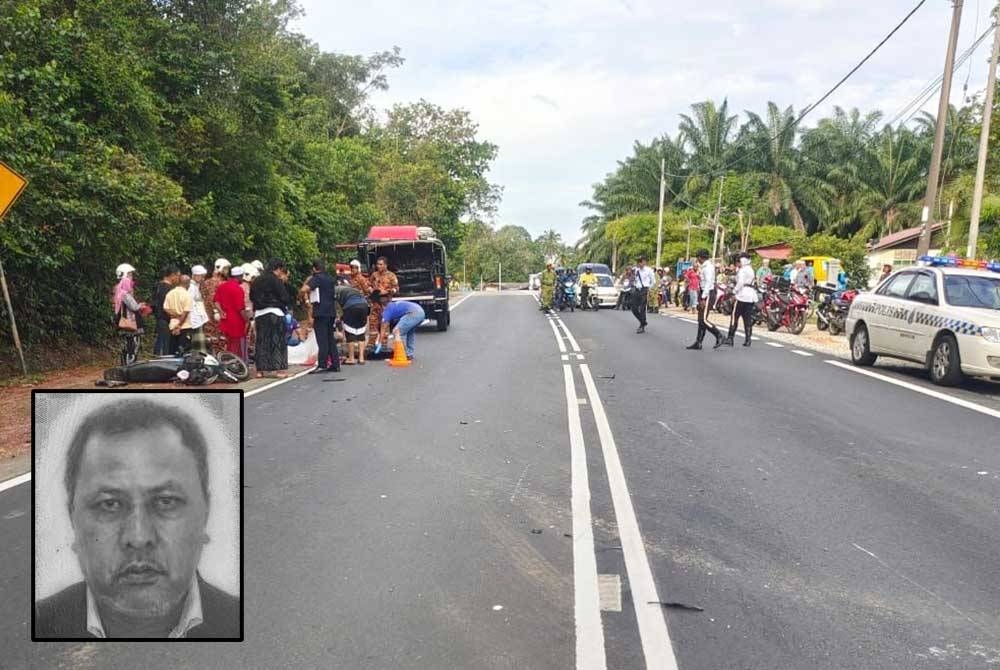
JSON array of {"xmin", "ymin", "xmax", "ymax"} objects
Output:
[{"xmin": 293, "ymin": 1, "xmax": 997, "ymax": 245}]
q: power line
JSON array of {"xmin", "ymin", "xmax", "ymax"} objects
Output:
[
  {"xmin": 886, "ymin": 24, "xmax": 993, "ymax": 127},
  {"xmin": 664, "ymin": 0, "xmax": 928, "ymax": 182}
]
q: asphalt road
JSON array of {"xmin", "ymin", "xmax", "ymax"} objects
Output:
[{"xmin": 2, "ymin": 292, "xmax": 999, "ymax": 669}]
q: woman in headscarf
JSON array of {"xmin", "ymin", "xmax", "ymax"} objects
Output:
[
  {"xmin": 249, "ymin": 258, "xmax": 292, "ymax": 378},
  {"xmin": 112, "ymin": 264, "xmax": 145, "ymax": 333}
]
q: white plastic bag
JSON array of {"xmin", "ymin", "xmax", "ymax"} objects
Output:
[{"xmin": 287, "ymin": 329, "xmax": 319, "ymax": 366}]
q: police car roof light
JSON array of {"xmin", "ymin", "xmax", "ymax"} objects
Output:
[{"xmin": 918, "ymin": 255, "xmax": 1000, "ymax": 273}]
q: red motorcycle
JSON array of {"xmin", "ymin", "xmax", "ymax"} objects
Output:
[{"xmin": 764, "ymin": 280, "xmax": 809, "ymax": 334}]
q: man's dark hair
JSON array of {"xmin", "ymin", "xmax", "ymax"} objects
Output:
[
  {"xmin": 695, "ymin": 249, "xmax": 710, "ymax": 260},
  {"xmin": 376, "ymin": 256, "xmax": 389, "ymax": 265},
  {"xmin": 312, "ymin": 259, "xmax": 326, "ymax": 273},
  {"xmin": 64, "ymin": 398, "xmax": 210, "ymax": 513},
  {"xmin": 160, "ymin": 264, "xmax": 180, "ymax": 280},
  {"xmin": 637, "ymin": 256, "xmax": 646, "ymax": 262},
  {"xmin": 267, "ymin": 258, "xmax": 286, "ymax": 272}
]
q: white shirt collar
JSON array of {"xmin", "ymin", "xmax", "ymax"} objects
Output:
[{"xmin": 86, "ymin": 574, "xmax": 203, "ymax": 639}]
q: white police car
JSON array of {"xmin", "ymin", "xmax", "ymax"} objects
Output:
[{"xmin": 846, "ymin": 256, "xmax": 1000, "ymax": 385}]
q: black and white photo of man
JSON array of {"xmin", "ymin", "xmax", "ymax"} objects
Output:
[{"xmin": 33, "ymin": 392, "xmax": 241, "ymax": 640}]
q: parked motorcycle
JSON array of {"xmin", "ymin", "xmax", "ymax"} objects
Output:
[
  {"xmin": 103, "ymin": 350, "xmax": 251, "ymax": 385},
  {"xmin": 715, "ymin": 280, "xmax": 736, "ymax": 316},
  {"xmin": 828, "ymin": 289, "xmax": 857, "ymax": 336},
  {"xmin": 765, "ymin": 282, "xmax": 809, "ymax": 334}
]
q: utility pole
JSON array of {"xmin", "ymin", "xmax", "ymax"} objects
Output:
[
  {"xmin": 656, "ymin": 157, "xmax": 665, "ymax": 268},
  {"xmin": 711, "ymin": 175, "xmax": 725, "ymax": 259},
  {"xmin": 918, "ymin": 0, "xmax": 964, "ymax": 257},
  {"xmin": 686, "ymin": 219, "xmax": 692, "ymax": 261},
  {"xmin": 969, "ymin": 1, "xmax": 1000, "ymax": 258}
]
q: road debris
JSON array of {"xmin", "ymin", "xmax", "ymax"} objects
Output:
[{"xmin": 649, "ymin": 601, "xmax": 704, "ymax": 612}]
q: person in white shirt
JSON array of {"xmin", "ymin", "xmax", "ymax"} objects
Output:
[
  {"xmin": 631, "ymin": 256, "xmax": 656, "ymax": 333},
  {"xmin": 188, "ymin": 265, "xmax": 210, "ymax": 353},
  {"xmin": 687, "ymin": 249, "xmax": 722, "ymax": 349},
  {"xmin": 725, "ymin": 253, "xmax": 758, "ymax": 347}
]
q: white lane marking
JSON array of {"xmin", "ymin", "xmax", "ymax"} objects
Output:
[
  {"xmin": 450, "ymin": 292, "xmax": 476, "ymax": 311},
  {"xmin": 598, "ymin": 574, "xmax": 622, "ymax": 612},
  {"xmin": 766, "ymin": 342, "xmax": 784, "ymax": 348},
  {"xmin": 549, "ymin": 318, "xmax": 568, "ymax": 353},
  {"xmin": 563, "ymin": 364, "xmax": 608, "ymax": 670},
  {"xmin": 578, "ymin": 398, "xmax": 588, "ymax": 405},
  {"xmin": 579, "ymin": 364, "xmax": 678, "ymax": 669},
  {"xmin": 244, "ymin": 365, "xmax": 316, "ymax": 398},
  {"xmin": 555, "ymin": 318, "xmax": 582, "ymax": 352},
  {"xmin": 751, "ymin": 336, "xmax": 760, "ymax": 341},
  {"xmin": 679, "ymin": 318, "xmax": 698, "ymax": 325},
  {"xmin": 826, "ymin": 360, "xmax": 1000, "ymax": 421},
  {"xmin": 0, "ymin": 472, "xmax": 30, "ymax": 494},
  {"xmin": 791, "ymin": 350, "xmax": 813, "ymax": 357}
]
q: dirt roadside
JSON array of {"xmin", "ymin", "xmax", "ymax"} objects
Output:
[{"xmin": 0, "ymin": 363, "xmax": 312, "ymax": 481}]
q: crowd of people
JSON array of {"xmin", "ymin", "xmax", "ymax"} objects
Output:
[
  {"xmin": 111, "ymin": 254, "xmax": 427, "ymax": 378},
  {"xmin": 539, "ymin": 250, "xmax": 839, "ymax": 349}
]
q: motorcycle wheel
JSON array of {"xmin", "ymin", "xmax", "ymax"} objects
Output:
[
  {"xmin": 719, "ymin": 299, "xmax": 733, "ymax": 316},
  {"xmin": 816, "ymin": 314, "xmax": 829, "ymax": 331},
  {"xmin": 218, "ymin": 352, "xmax": 251, "ymax": 382},
  {"xmin": 789, "ymin": 310, "xmax": 806, "ymax": 335},
  {"xmin": 588, "ymin": 295, "xmax": 600, "ymax": 310},
  {"xmin": 829, "ymin": 318, "xmax": 843, "ymax": 336},
  {"xmin": 767, "ymin": 310, "xmax": 781, "ymax": 331}
]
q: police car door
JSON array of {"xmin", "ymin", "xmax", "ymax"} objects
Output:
[
  {"xmin": 869, "ymin": 271, "xmax": 917, "ymax": 354},
  {"xmin": 899, "ymin": 270, "xmax": 940, "ymax": 360}
]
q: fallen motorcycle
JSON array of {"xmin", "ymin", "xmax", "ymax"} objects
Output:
[{"xmin": 103, "ymin": 350, "xmax": 251, "ymax": 385}]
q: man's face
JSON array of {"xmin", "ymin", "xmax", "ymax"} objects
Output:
[
  {"xmin": 168, "ymin": 273, "xmax": 181, "ymax": 286},
  {"xmin": 70, "ymin": 425, "xmax": 208, "ymax": 618},
  {"xmin": 193, "ymin": 274, "xmax": 205, "ymax": 284},
  {"xmin": 376, "ymin": 259, "xmax": 387, "ymax": 272}
]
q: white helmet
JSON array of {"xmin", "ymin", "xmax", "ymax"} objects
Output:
[
  {"xmin": 241, "ymin": 262, "xmax": 257, "ymax": 280},
  {"xmin": 116, "ymin": 263, "xmax": 136, "ymax": 279},
  {"xmin": 214, "ymin": 258, "xmax": 231, "ymax": 273},
  {"xmin": 251, "ymin": 259, "xmax": 264, "ymax": 272}
]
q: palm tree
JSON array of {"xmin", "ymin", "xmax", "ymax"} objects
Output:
[
  {"xmin": 678, "ymin": 100, "xmax": 737, "ymax": 195},
  {"xmin": 536, "ymin": 229, "xmax": 563, "ymax": 258},
  {"xmin": 830, "ymin": 125, "xmax": 928, "ymax": 239},
  {"xmin": 742, "ymin": 102, "xmax": 833, "ymax": 232}
]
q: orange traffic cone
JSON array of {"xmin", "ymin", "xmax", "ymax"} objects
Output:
[{"xmin": 387, "ymin": 337, "xmax": 412, "ymax": 367}]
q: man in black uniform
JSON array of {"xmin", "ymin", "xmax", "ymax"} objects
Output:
[{"xmin": 687, "ymin": 249, "xmax": 722, "ymax": 349}]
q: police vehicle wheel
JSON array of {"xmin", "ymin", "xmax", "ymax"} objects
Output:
[
  {"xmin": 850, "ymin": 324, "xmax": 877, "ymax": 366},
  {"xmin": 929, "ymin": 334, "xmax": 963, "ymax": 386},
  {"xmin": 436, "ymin": 310, "xmax": 449, "ymax": 332}
]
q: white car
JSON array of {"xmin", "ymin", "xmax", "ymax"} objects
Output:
[
  {"xmin": 590, "ymin": 274, "xmax": 620, "ymax": 308},
  {"xmin": 846, "ymin": 258, "xmax": 1000, "ymax": 385}
]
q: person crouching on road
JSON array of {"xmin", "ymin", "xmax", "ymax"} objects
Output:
[
  {"xmin": 631, "ymin": 256, "xmax": 655, "ymax": 333},
  {"xmin": 336, "ymin": 283, "xmax": 371, "ymax": 365},
  {"xmin": 373, "ymin": 291, "xmax": 424, "ymax": 360},
  {"xmin": 725, "ymin": 253, "xmax": 758, "ymax": 347},
  {"xmin": 250, "ymin": 258, "xmax": 292, "ymax": 378},
  {"xmin": 687, "ymin": 249, "xmax": 722, "ymax": 350}
]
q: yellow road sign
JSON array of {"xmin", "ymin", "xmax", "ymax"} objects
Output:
[{"xmin": 0, "ymin": 160, "xmax": 28, "ymax": 220}]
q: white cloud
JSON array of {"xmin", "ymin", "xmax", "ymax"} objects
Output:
[{"xmin": 295, "ymin": 1, "xmax": 995, "ymax": 244}]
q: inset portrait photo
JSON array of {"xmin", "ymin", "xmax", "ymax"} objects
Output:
[{"xmin": 32, "ymin": 390, "xmax": 242, "ymax": 641}]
